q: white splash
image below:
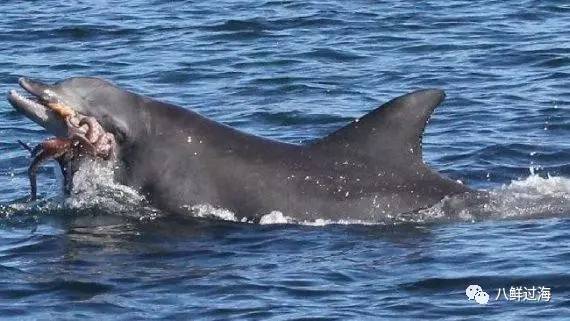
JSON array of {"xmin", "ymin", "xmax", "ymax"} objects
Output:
[
  {"xmin": 504, "ymin": 172, "xmax": 570, "ymax": 195},
  {"xmin": 417, "ymin": 169, "xmax": 570, "ymax": 222},
  {"xmin": 259, "ymin": 211, "xmax": 292, "ymax": 224},
  {"xmin": 489, "ymin": 171, "xmax": 570, "ymax": 219},
  {"xmin": 64, "ymin": 158, "xmax": 160, "ymax": 221},
  {"xmin": 299, "ymin": 218, "xmax": 381, "ymax": 226},
  {"xmin": 185, "ymin": 203, "xmax": 238, "ymax": 222}
]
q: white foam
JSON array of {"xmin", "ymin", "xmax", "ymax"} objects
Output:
[
  {"xmin": 503, "ymin": 172, "xmax": 570, "ymax": 195},
  {"xmin": 298, "ymin": 218, "xmax": 382, "ymax": 226},
  {"xmin": 417, "ymin": 169, "xmax": 570, "ymax": 222},
  {"xmin": 490, "ymin": 171, "xmax": 570, "ymax": 219},
  {"xmin": 63, "ymin": 158, "xmax": 160, "ymax": 221},
  {"xmin": 185, "ymin": 203, "xmax": 238, "ymax": 222},
  {"xmin": 259, "ymin": 211, "xmax": 292, "ymax": 224}
]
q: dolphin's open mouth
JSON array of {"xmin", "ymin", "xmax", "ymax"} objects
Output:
[{"xmin": 7, "ymin": 78, "xmax": 70, "ymax": 137}]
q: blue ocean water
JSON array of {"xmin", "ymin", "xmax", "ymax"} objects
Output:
[{"xmin": 1, "ymin": 0, "xmax": 570, "ymax": 319}]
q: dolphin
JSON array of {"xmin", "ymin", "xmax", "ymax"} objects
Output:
[{"xmin": 8, "ymin": 77, "xmax": 474, "ymax": 222}]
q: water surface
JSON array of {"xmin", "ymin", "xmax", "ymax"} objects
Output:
[{"xmin": 1, "ymin": 0, "xmax": 569, "ymax": 319}]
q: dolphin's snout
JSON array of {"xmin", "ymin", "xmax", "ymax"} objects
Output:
[
  {"xmin": 18, "ymin": 77, "xmax": 50, "ymax": 98},
  {"xmin": 7, "ymin": 78, "xmax": 69, "ymax": 137}
]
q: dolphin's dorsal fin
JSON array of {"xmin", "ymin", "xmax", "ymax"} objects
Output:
[{"xmin": 311, "ymin": 89, "xmax": 445, "ymax": 166}]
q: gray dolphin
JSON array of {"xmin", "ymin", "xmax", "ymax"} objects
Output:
[{"xmin": 8, "ymin": 77, "xmax": 474, "ymax": 221}]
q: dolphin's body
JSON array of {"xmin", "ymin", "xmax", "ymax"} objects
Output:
[{"xmin": 8, "ymin": 77, "xmax": 472, "ymax": 221}]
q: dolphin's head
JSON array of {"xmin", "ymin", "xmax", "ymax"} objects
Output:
[
  {"xmin": 8, "ymin": 77, "xmax": 140, "ymax": 143},
  {"xmin": 8, "ymin": 77, "xmax": 145, "ymax": 197}
]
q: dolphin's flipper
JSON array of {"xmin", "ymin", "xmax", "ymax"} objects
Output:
[{"xmin": 312, "ymin": 89, "xmax": 445, "ymax": 166}]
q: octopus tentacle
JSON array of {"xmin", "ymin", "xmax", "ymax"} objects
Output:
[
  {"xmin": 78, "ymin": 117, "xmax": 102, "ymax": 144},
  {"xmin": 22, "ymin": 138, "xmax": 72, "ymax": 201},
  {"xmin": 64, "ymin": 116, "xmax": 98, "ymax": 156},
  {"xmin": 19, "ymin": 112, "xmax": 115, "ymax": 201}
]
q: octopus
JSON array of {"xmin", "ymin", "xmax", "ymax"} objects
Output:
[{"xmin": 18, "ymin": 102, "xmax": 115, "ymax": 201}]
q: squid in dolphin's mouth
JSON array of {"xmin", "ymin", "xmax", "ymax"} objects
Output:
[{"xmin": 8, "ymin": 78, "xmax": 116, "ymax": 201}]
